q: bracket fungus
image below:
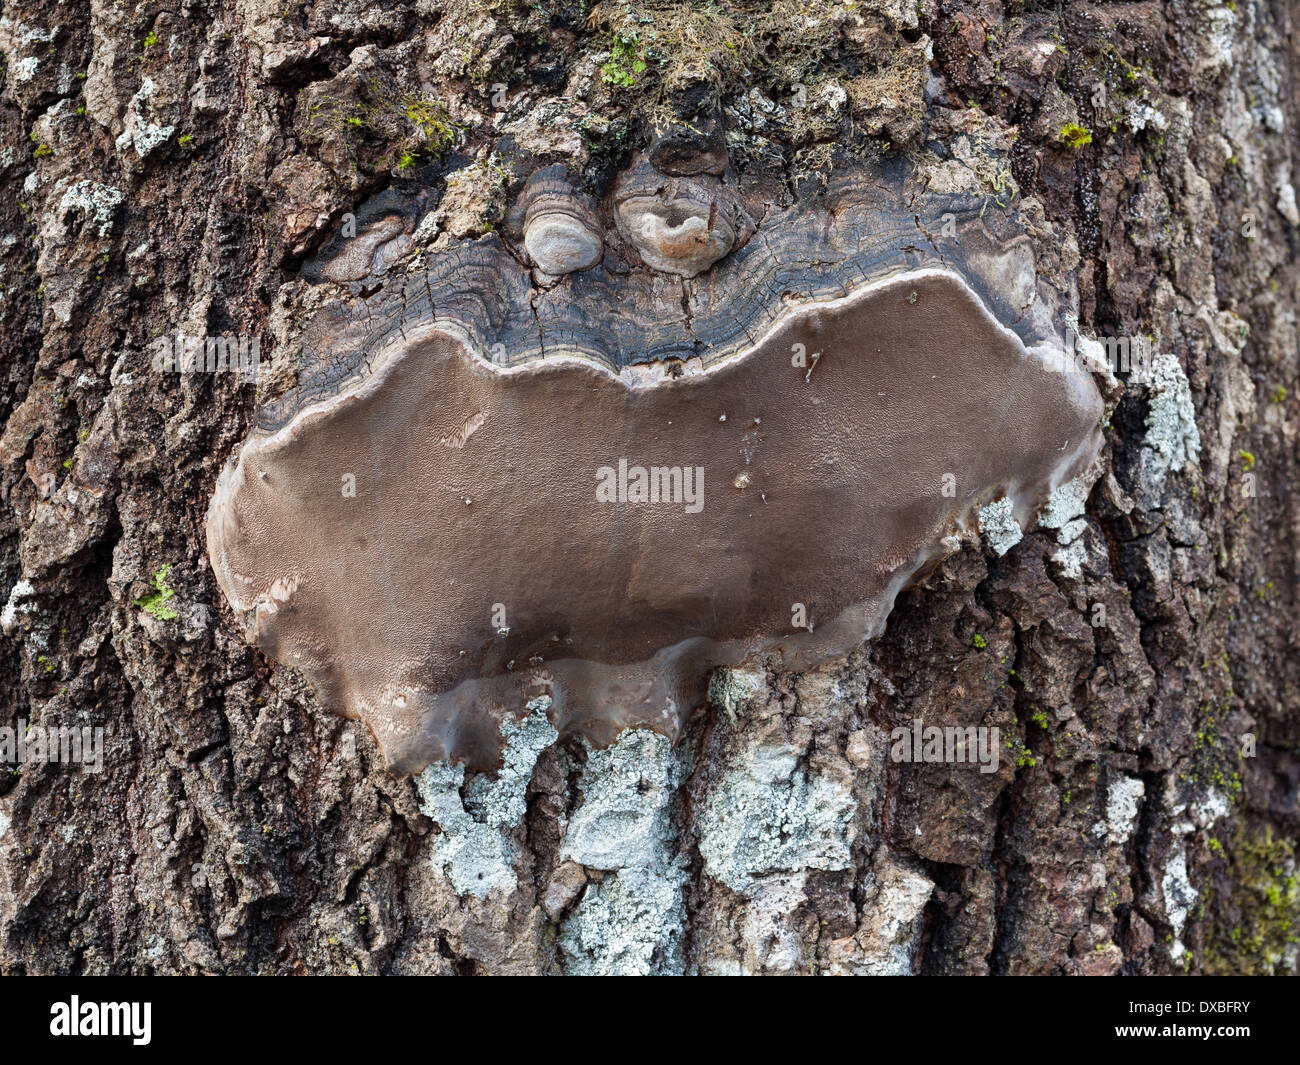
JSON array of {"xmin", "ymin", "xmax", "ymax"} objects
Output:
[
  {"xmin": 612, "ymin": 159, "xmax": 753, "ymax": 277},
  {"xmin": 302, "ymin": 188, "xmax": 430, "ymax": 290},
  {"xmin": 208, "ymin": 158, "xmax": 1104, "ymax": 774},
  {"xmin": 519, "ymin": 166, "xmax": 603, "ymax": 276}
]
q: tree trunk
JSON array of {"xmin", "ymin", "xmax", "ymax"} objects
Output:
[{"xmin": 1, "ymin": 0, "xmax": 1297, "ymax": 975}]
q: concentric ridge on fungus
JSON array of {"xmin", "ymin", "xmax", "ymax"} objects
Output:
[
  {"xmin": 519, "ymin": 165, "xmax": 603, "ymax": 276},
  {"xmin": 207, "ymin": 159, "xmax": 1104, "ymax": 773}
]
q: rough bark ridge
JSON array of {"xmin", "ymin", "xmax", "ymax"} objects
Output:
[{"xmin": 1, "ymin": 0, "xmax": 1297, "ymax": 974}]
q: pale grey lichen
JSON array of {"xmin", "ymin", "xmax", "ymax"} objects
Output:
[
  {"xmin": 1193, "ymin": 788, "xmax": 1231, "ymax": 829},
  {"xmin": 1277, "ymin": 178, "xmax": 1300, "ymax": 227},
  {"xmin": 114, "ymin": 78, "xmax": 175, "ymax": 159},
  {"xmin": 0, "ymin": 578, "xmax": 34, "ymax": 636},
  {"xmin": 1041, "ymin": 468, "xmax": 1095, "ymax": 576},
  {"xmin": 1162, "ymin": 843, "xmax": 1197, "ymax": 962},
  {"xmin": 827, "ymin": 853, "xmax": 934, "ymax": 975},
  {"xmin": 118, "ymin": 122, "xmax": 175, "ymax": 158},
  {"xmin": 1125, "ymin": 100, "xmax": 1169, "ymax": 134},
  {"xmin": 1138, "ymin": 349, "xmax": 1201, "ymax": 485},
  {"xmin": 414, "ymin": 700, "xmax": 557, "ymax": 899},
  {"xmin": 558, "ymin": 730, "xmax": 688, "ymax": 975},
  {"xmin": 559, "ymin": 863, "xmax": 687, "ymax": 976},
  {"xmin": 59, "ymin": 181, "xmax": 125, "ymax": 238},
  {"xmin": 706, "ymin": 666, "xmax": 763, "ymax": 724},
  {"xmin": 561, "ymin": 729, "xmax": 681, "ymax": 871},
  {"xmin": 1097, "ymin": 775, "xmax": 1145, "ymax": 845},
  {"xmin": 464, "ymin": 706, "xmax": 558, "ymax": 828},
  {"xmin": 696, "ymin": 742, "xmax": 855, "ymax": 892},
  {"xmin": 1037, "ymin": 471, "xmax": 1092, "ymax": 532},
  {"xmin": 978, "ymin": 496, "xmax": 1024, "ymax": 556},
  {"xmin": 736, "ymin": 872, "xmax": 811, "ymax": 973},
  {"xmin": 1049, "ymin": 525, "xmax": 1090, "ymax": 580}
]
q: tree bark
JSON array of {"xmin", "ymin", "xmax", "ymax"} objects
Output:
[{"xmin": 1, "ymin": 0, "xmax": 1297, "ymax": 974}]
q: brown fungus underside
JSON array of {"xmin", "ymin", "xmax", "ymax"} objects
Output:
[{"xmin": 208, "ymin": 163, "xmax": 1104, "ymax": 773}]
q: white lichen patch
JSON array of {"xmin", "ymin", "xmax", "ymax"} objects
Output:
[
  {"xmin": 706, "ymin": 666, "xmax": 762, "ymax": 724},
  {"xmin": 1048, "ymin": 520, "xmax": 1090, "ymax": 579},
  {"xmin": 559, "ymin": 863, "xmax": 686, "ymax": 976},
  {"xmin": 1125, "ymin": 100, "xmax": 1169, "ymax": 134},
  {"xmin": 738, "ymin": 872, "xmax": 811, "ymax": 973},
  {"xmin": 0, "ymin": 578, "xmax": 34, "ymax": 636},
  {"xmin": 826, "ymin": 852, "xmax": 934, "ymax": 975},
  {"xmin": 463, "ymin": 707, "xmax": 557, "ymax": 829},
  {"xmin": 978, "ymin": 496, "xmax": 1023, "ymax": 556},
  {"xmin": 114, "ymin": 78, "xmax": 175, "ymax": 159},
  {"xmin": 1037, "ymin": 470, "xmax": 1094, "ymax": 532},
  {"xmin": 561, "ymin": 729, "xmax": 681, "ymax": 871},
  {"xmin": 1276, "ymin": 178, "xmax": 1300, "ymax": 227},
  {"xmin": 1137, "ymin": 349, "xmax": 1201, "ymax": 485},
  {"xmin": 696, "ymin": 742, "xmax": 855, "ymax": 891},
  {"xmin": 59, "ymin": 181, "xmax": 125, "ymax": 238},
  {"xmin": 1188, "ymin": 2, "xmax": 1236, "ymax": 78},
  {"xmin": 559, "ymin": 730, "xmax": 687, "ymax": 975},
  {"xmin": 1097, "ymin": 775, "xmax": 1145, "ymax": 845},
  {"xmin": 1070, "ymin": 329, "xmax": 1120, "ymax": 391},
  {"xmin": 1193, "ymin": 788, "xmax": 1230, "ymax": 829},
  {"xmin": 414, "ymin": 700, "xmax": 557, "ymax": 899},
  {"xmin": 1162, "ymin": 843, "xmax": 1197, "ymax": 960},
  {"xmin": 118, "ymin": 122, "xmax": 175, "ymax": 159}
]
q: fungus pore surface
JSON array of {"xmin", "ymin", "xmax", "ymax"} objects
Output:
[{"xmin": 208, "ymin": 161, "xmax": 1104, "ymax": 772}]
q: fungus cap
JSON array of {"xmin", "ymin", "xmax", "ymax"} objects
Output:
[
  {"xmin": 208, "ymin": 159, "xmax": 1104, "ymax": 772},
  {"xmin": 520, "ymin": 166, "xmax": 603, "ymax": 275}
]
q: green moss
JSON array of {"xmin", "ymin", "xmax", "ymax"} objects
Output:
[
  {"xmin": 1058, "ymin": 122, "xmax": 1093, "ymax": 148},
  {"xmin": 136, "ymin": 564, "xmax": 179, "ymax": 621},
  {"xmin": 1238, "ymin": 449, "xmax": 1255, "ymax": 471},
  {"xmin": 143, "ymin": 30, "xmax": 158, "ymax": 48},
  {"xmin": 1201, "ymin": 826, "xmax": 1299, "ymax": 975},
  {"xmin": 971, "ymin": 633, "xmax": 987, "ymax": 649},
  {"xmin": 308, "ymin": 86, "xmax": 458, "ymax": 174},
  {"xmin": 601, "ymin": 34, "xmax": 647, "ymax": 88},
  {"xmin": 580, "ymin": 0, "xmax": 912, "ymax": 141},
  {"xmin": 1271, "ymin": 385, "xmax": 1287, "ymax": 403},
  {"xmin": 1007, "ymin": 734, "xmax": 1036, "ymax": 769},
  {"xmin": 33, "ymin": 142, "xmax": 52, "ymax": 158},
  {"xmin": 1182, "ymin": 695, "xmax": 1244, "ymax": 799},
  {"xmin": 401, "ymin": 97, "xmax": 456, "ymax": 154},
  {"xmin": 177, "ymin": 133, "xmax": 194, "ymax": 147}
]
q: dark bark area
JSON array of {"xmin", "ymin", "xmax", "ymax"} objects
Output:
[{"xmin": 0, "ymin": 0, "xmax": 1297, "ymax": 974}]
